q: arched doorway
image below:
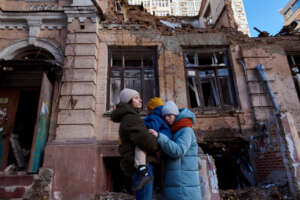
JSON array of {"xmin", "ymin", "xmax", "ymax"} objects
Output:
[{"xmin": 0, "ymin": 46, "xmax": 61, "ymax": 173}]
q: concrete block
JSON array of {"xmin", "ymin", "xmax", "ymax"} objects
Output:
[
  {"xmin": 61, "ymin": 82, "xmax": 96, "ymax": 96},
  {"xmin": 62, "ymin": 69, "xmax": 96, "ymax": 83},
  {"xmin": 59, "ymin": 96, "xmax": 96, "ymax": 110},
  {"xmin": 57, "ymin": 110, "xmax": 95, "ymax": 125},
  {"xmin": 65, "ymin": 44, "xmax": 97, "ymax": 56},
  {"xmin": 56, "ymin": 125, "xmax": 95, "ymax": 139},
  {"xmin": 64, "ymin": 56, "xmax": 97, "ymax": 69}
]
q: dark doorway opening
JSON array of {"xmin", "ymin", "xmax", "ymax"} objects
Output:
[
  {"xmin": 104, "ymin": 157, "xmax": 132, "ymax": 193},
  {"xmin": 7, "ymin": 90, "xmax": 40, "ymax": 170},
  {"xmin": 200, "ymin": 140, "xmax": 255, "ymax": 190}
]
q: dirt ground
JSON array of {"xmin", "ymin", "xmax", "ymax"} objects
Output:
[
  {"xmin": 95, "ymin": 183, "xmax": 292, "ymax": 200},
  {"xmin": 220, "ymin": 184, "xmax": 292, "ymax": 200}
]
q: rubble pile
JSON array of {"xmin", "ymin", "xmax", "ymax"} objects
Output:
[
  {"xmin": 95, "ymin": 192, "xmax": 135, "ymax": 200},
  {"xmin": 95, "ymin": 192, "xmax": 164, "ymax": 200},
  {"xmin": 220, "ymin": 184, "xmax": 292, "ymax": 200},
  {"xmin": 23, "ymin": 168, "xmax": 53, "ymax": 200}
]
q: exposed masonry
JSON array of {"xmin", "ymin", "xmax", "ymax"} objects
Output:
[{"xmin": 0, "ymin": 0, "xmax": 300, "ymax": 199}]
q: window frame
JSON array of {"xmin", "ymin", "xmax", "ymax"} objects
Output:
[
  {"xmin": 107, "ymin": 47, "xmax": 159, "ymax": 111},
  {"xmin": 183, "ymin": 47, "xmax": 238, "ymax": 112},
  {"xmin": 286, "ymin": 52, "xmax": 300, "ymax": 101}
]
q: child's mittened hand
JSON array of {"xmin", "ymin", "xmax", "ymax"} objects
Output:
[{"xmin": 148, "ymin": 129, "xmax": 158, "ymax": 138}]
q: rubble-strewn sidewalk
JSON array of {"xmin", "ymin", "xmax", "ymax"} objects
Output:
[{"xmin": 220, "ymin": 184, "xmax": 292, "ymax": 200}]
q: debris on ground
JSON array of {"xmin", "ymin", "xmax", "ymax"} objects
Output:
[
  {"xmin": 95, "ymin": 192, "xmax": 163, "ymax": 200},
  {"xmin": 95, "ymin": 192, "xmax": 135, "ymax": 200},
  {"xmin": 220, "ymin": 183, "xmax": 292, "ymax": 200}
]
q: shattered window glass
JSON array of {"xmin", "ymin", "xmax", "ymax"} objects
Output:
[
  {"xmin": 184, "ymin": 49, "xmax": 236, "ymax": 110},
  {"xmin": 144, "ymin": 69, "xmax": 156, "ymax": 104},
  {"xmin": 125, "ymin": 70, "xmax": 141, "ymax": 94},
  {"xmin": 187, "ymin": 76, "xmax": 201, "ymax": 108},
  {"xmin": 184, "ymin": 52, "xmax": 197, "ymax": 67},
  {"xmin": 108, "ymin": 48, "xmax": 158, "ymax": 110},
  {"xmin": 287, "ymin": 54, "xmax": 300, "ymax": 101},
  {"xmin": 217, "ymin": 69, "xmax": 234, "ymax": 105},
  {"xmin": 200, "ymin": 70, "xmax": 219, "ymax": 107},
  {"xmin": 110, "ymin": 78, "xmax": 121, "ymax": 109},
  {"xmin": 111, "ymin": 54, "xmax": 122, "ymax": 67}
]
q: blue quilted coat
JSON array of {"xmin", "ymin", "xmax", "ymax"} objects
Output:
[{"xmin": 157, "ymin": 108, "xmax": 201, "ymax": 200}]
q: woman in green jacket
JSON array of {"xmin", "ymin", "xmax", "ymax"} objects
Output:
[{"xmin": 111, "ymin": 88, "xmax": 158, "ymax": 200}]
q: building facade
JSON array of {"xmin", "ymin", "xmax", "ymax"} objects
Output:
[
  {"xmin": 231, "ymin": 0, "xmax": 250, "ymax": 36},
  {"xmin": 0, "ymin": 0, "xmax": 300, "ymax": 199}
]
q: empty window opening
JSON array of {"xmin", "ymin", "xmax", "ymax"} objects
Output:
[
  {"xmin": 287, "ymin": 54, "xmax": 300, "ymax": 100},
  {"xmin": 7, "ymin": 90, "xmax": 40, "ymax": 170},
  {"xmin": 184, "ymin": 48, "xmax": 236, "ymax": 110},
  {"xmin": 201, "ymin": 140, "xmax": 254, "ymax": 190},
  {"xmin": 108, "ymin": 47, "xmax": 158, "ymax": 111}
]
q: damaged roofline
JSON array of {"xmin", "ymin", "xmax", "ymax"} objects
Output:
[{"xmin": 90, "ymin": 0, "xmax": 105, "ymax": 20}]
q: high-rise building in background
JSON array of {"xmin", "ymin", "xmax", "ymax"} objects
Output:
[
  {"xmin": 280, "ymin": 0, "xmax": 300, "ymax": 31},
  {"xmin": 128, "ymin": 0, "xmax": 250, "ymax": 36},
  {"xmin": 198, "ymin": 0, "xmax": 250, "ymax": 36},
  {"xmin": 128, "ymin": 0, "xmax": 202, "ymax": 16},
  {"xmin": 231, "ymin": 0, "xmax": 250, "ymax": 36}
]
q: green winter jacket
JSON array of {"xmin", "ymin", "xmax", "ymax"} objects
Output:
[{"xmin": 111, "ymin": 103, "xmax": 159, "ymax": 176}]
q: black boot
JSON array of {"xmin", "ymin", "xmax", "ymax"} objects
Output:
[{"xmin": 132, "ymin": 165, "xmax": 153, "ymax": 191}]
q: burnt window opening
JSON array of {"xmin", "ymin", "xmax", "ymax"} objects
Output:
[
  {"xmin": 200, "ymin": 140, "xmax": 255, "ymax": 190},
  {"xmin": 107, "ymin": 47, "xmax": 159, "ymax": 111},
  {"xmin": 287, "ymin": 54, "xmax": 300, "ymax": 101},
  {"xmin": 184, "ymin": 49, "xmax": 236, "ymax": 111}
]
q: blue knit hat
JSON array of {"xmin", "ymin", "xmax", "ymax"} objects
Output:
[{"xmin": 162, "ymin": 101, "xmax": 179, "ymax": 116}]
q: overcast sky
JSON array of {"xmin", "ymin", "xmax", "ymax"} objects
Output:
[{"xmin": 243, "ymin": 0, "xmax": 290, "ymax": 37}]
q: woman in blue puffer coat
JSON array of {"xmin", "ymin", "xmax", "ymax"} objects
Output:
[{"xmin": 149, "ymin": 101, "xmax": 201, "ymax": 200}]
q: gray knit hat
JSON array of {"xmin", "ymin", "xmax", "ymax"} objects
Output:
[
  {"xmin": 120, "ymin": 88, "xmax": 139, "ymax": 103},
  {"xmin": 162, "ymin": 101, "xmax": 179, "ymax": 116}
]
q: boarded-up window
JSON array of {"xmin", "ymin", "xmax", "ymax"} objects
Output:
[
  {"xmin": 184, "ymin": 48, "xmax": 236, "ymax": 110},
  {"xmin": 108, "ymin": 47, "xmax": 158, "ymax": 110}
]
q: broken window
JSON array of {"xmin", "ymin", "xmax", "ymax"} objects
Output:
[
  {"xmin": 184, "ymin": 48, "xmax": 236, "ymax": 110},
  {"xmin": 108, "ymin": 47, "xmax": 158, "ymax": 110},
  {"xmin": 287, "ymin": 54, "xmax": 300, "ymax": 100}
]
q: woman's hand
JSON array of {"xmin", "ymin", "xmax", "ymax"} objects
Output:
[{"xmin": 149, "ymin": 129, "xmax": 158, "ymax": 138}]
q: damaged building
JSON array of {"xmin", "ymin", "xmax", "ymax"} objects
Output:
[{"xmin": 0, "ymin": 0, "xmax": 300, "ymax": 199}]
